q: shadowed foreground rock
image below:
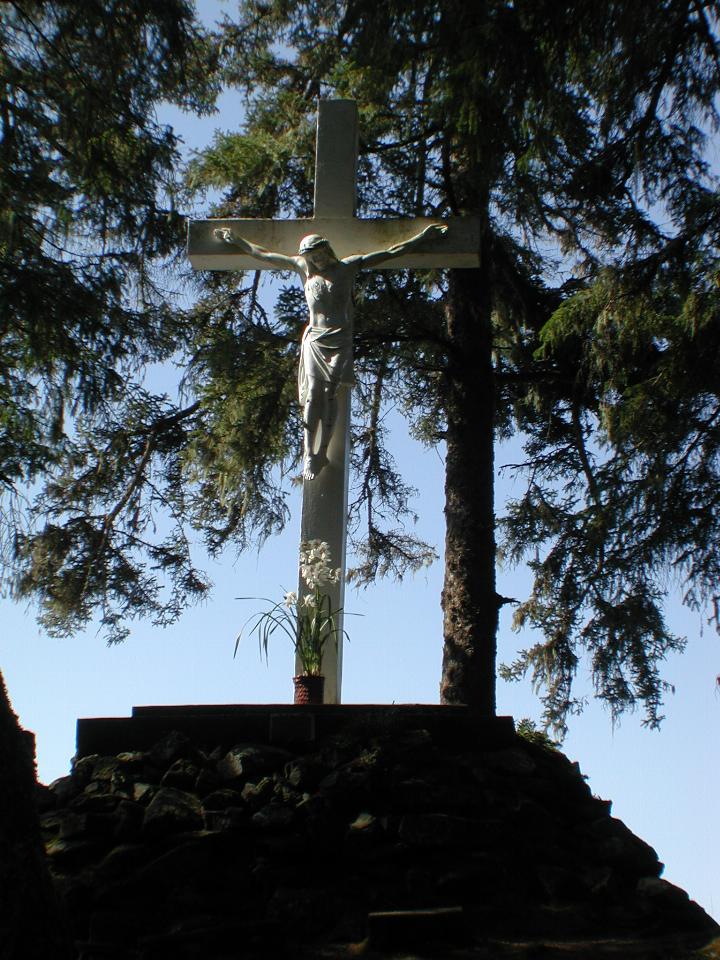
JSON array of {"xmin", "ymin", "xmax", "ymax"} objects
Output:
[
  {"xmin": 1, "ymin": 672, "xmax": 72, "ymax": 960},
  {"xmin": 39, "ymin": 723, "xmax": 719, "ymax": 959}
]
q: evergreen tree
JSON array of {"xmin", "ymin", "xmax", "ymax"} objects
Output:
[{"xmin": 1, "ymin": 0, "xmax": 216, "ymax": 640}]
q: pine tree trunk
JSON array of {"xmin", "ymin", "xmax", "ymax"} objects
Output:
[
  {"xmin": 439, "ymin": 266, "xmax": 497, "ymax": 713},
  {"xmin": 0, "ymin": 669, "xmax": 72, "ymax": 959}
]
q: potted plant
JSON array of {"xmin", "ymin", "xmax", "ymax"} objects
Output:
[{"xmin": 236, "ymin": 540, "xmax": 345, "ymax": 704}]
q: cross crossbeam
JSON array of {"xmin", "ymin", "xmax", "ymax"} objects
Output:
[{"xmin": 188, "ymin": 216, "xmax": 479, "ymax": 271}]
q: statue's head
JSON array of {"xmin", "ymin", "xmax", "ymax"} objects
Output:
[{"xmin": 299, "ymin": 234, "xmax": 335, "ymax": 262}]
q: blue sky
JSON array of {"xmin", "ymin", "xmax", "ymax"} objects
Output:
[{"xmin": 2, "ymin": 0, "xmax": 719, "ymax": 924}]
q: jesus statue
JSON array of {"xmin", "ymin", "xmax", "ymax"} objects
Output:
[{"xmin": 214, "ymin": 223, "xmax": 447, "ymax": 480}]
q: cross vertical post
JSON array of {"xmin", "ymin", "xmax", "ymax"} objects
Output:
[{"xmin": 297, "ymin": 100, "xmax": 358, "ymax": 703}]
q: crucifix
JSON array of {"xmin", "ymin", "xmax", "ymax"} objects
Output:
[{"xmin": 188, "ymin": 100, "xmax": 478, "ymax": 703}]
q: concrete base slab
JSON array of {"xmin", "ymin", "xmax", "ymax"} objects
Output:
[{"xmin": 76, "ymin": 704, "xmax": 515, "ymax": 759}]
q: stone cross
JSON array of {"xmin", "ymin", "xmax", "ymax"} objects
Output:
[{"xmin": 188, "ymin": 100, "xmax": 479, "ymax": 703}]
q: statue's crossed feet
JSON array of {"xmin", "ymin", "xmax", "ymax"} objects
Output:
[{"xmin": 303, "ymin": 452, "xmax": 329, "ymax": 481}]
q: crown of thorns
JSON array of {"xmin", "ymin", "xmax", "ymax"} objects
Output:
[{"xmin": 298, "ymin": 234, "xmax": 330, "ymax": 254}]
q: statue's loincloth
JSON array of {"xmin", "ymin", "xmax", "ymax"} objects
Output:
[{"xmin": 298, "ymin": 324, "xmax": 354, "ymax": 404}]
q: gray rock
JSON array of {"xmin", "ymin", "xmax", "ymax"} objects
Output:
[
  {"xmin": 161, "ymin": 758, "xmax": 199, "ymax": 790},
  {"xmin": 83, "ymin": 756, "xmax": 136, "ymax": 798},
  {"xmin": 435, "ymin": 859, "xmax": 499, "ymax": 900},
  {"xmin": 194, "ymin": 767, "xmax": 222, "ymax": 797},
  {"xmin": 317, "ymin": 764, "xmax": 373, "ymax": 806},
  {"xmin": 388, "ymin": 728, "xmax": 434, "ymax": 758},
  {"xmin": 398, "ymin": 813, "xmax": 492, "ymax": 848},
  {"xmin": 266, "ymin": 885, "xmax": 333, "ymax": 932},
  {"xmin": 583, "ymin": 816, "xmax": 661, "ymax": 876},
  {"xmin": 567, "ymin": 794, "xmax": 613, "ymax": 822},
  {"xmin": 283, "ymin": 757, "xmax": 327, "ymax": 791},
  {"xmin": 72, "ymin": 753, "xmax": 101, "ymax": 787},
  {"xmin": 57, "ymin": 812, "xmax": 90, "ymax": 840},
  {"xmin": 218, "ymin": 744, "xmax": 292, "ymax": 782},
  {"xmin": 40, "ymin": 809, "xmax": 71, "ymax": 839},
  {"xmin": 132, "ymin": 837, "xmax": 215, "ymax": 900},
  {"xmin": 349, "ymin": 811, "xmax": 377, "ymax": 832},
  {"xmin": 272, "ymin": 779, "xmax": 304, "ymax": 806},
  {"xmin": 70, "ymin": 791, "xmax": 124, "ymax": 813},
  {"xmin": 80, "ymin": 781, "xmax": 111, "ymax": 799},
  {"xmin": 113, "ymin": 799, "xmax": 145, "ymax": 842},
  {"xmin": 483, "ymin": 747, "xmax": 537, "ymax": 776},
  {"xmin": 240, "ymin": 777, "xmax": 274, "ymax": 810},
  {"xmin": 551, "ymin": 760, "xmax": 594, "ymax": 800},
  {"xmin": 87, "ymin": 907, "xmax": 146, "ymax": 946},
  {"xmin": 205, "ymin": 806, "xmax": 249, "ymax": 832},
  {"xmin": 35, "ymin": 782, "xmax": 56, "ymax": 813},
  {"xmin": 533, "ymin": 901, "xmax": 597, "ymax": 937},
  {"xmin": 251, "ymin": 803, "xmax": 295, "ymax": 830},
  {"xmin": 94, "ymin": 843, "xmax": 150, "ymax": 882},
  {"xmin": 132, "ymin": 782, "xmax": 157, "ymax": 805},
  {"xmin": 91, "ymin": 756, "xmax": 122, "ymax": 782},
  {"xmin": 390, "ymin": 777, "xmax": 435, "ymax": 811},
  {"xmin": 345, "ymin": 811, "xmax": 381, "ymax": 853},
  {"xmin": 202, "ymin": 788, "xmax": 245, "ymax": 810},
  {"xmin": 581, "ymin": 864, "xmax": 614, "ymax": 894},
  {"xmin": 638, "ymin": 876, "xmax": 690, "ymax": 906},
  {"xmin": 390, "ymin": 775, "xmax": 487, "ymax": 814},
  {"xmin": 45, "ymin": 836, "xmax": 105, "ymax": 869},
  {"xmin": 142, "ymin": 787, "xmax": 204, "ymax": 837},
  {"xmin": 49, "ymin": 774, "xmax": 79, "ymax": 806},
  {"xmin": 148, "ymin": 730, "xmax": 198, "ymax": 768},
  {"xmin": 116, "ymin": 750, "xmax": 146, "ymax": 765},
  {"xmin": 535, "ymin": 863, "xmax": 583, "ymax": 900},
  {"xmin": 511, "ymin": 797, "xmax": 561, "ymax": 840},
  {"xmin": 458, "ymin": 757, "xmax": 493, "ymax": 786},
  {"xmin": 367, "ymin": 905, "xmax": 471, "ymax": 951},
  {"xmin": 217, "ymin": 747, "xmax": 255, "ymax": 781},
  {"xmin": 81, "ymin": 812, "xmax": 120, "ymax": 842}
]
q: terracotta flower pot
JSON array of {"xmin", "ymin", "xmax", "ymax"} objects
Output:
[{"xmin": 293, "ymin": 674, "xmax": 325, "ymax": 705}]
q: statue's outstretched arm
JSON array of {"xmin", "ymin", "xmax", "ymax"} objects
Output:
[
  {"xmin": 351, "ymin": 222, "xmax": 448, "ymax": 270},
  {"xmin": 214, "ymin": 228, "xmax": 301, "ymax": 272}
]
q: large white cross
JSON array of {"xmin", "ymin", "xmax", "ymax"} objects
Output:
[{"xmin": 188, "ymin": 100, "xmax": 478, "ymax": 703}]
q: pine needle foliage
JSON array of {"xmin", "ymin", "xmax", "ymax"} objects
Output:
[{"xmin": 1, "ymin": 0, "xmax": 217, "ymax": 641}]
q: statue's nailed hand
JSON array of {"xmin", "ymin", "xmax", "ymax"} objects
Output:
[
  {"xmin": 214, "ymin": 228, "xmax": 235, "ymax": 244},
  {"xmin": 421, "ymin": 223, "xmax": 448, "ymax": 241}
]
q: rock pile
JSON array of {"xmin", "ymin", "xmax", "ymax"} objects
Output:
[{"xmin": 39, "ymin": 725, "xmax": 718, "ymax": 959}]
